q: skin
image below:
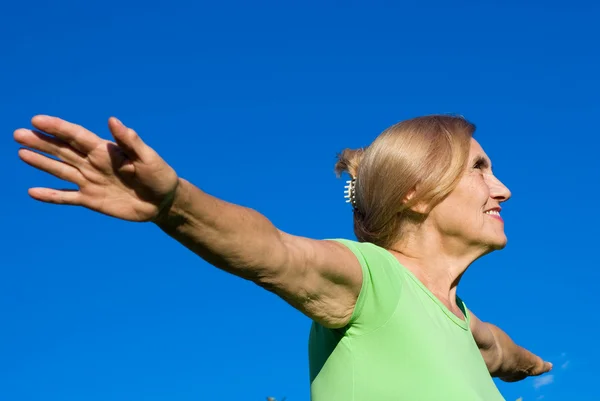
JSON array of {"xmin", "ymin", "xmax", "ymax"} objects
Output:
[
  {"xmin": 391, "ymin": 139, "xmax": 510, "ymax": 318},
  {"xmin": 14, "ymin": 115, "xmax": 551, "ymax": 383},
  {"xmin": 391, "ymin": 139, "xmax": 551, "ymax": 381}
]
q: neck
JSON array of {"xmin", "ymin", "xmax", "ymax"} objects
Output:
[{"xmin": 388, "ymin": 226, "xmax": 489, "ymax": 318}]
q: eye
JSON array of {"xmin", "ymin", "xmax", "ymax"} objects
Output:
[{"xmin": 473, "ymin": 160, "xmax": 485, "ymax": 170}]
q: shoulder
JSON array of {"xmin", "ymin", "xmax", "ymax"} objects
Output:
[
  {"xmin": 328, "ymin": 239, "xmax": 397, "ymax": 269},
  {"xmin": 328, "ymin": 239, "xmax": 404, "ymax": 331}
]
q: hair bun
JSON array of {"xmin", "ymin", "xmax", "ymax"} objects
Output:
[{"xmin": 334, "ymin": 148, "xmax": 366, "ymax": 178}]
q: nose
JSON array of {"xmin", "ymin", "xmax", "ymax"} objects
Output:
[{"xmin": 485, "ymin": 173, "xmax": 511, "ymax": 202}]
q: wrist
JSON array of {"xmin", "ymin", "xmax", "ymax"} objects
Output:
[{"xmin": 152, "ymin": 178, "xmax": 187, "ymax": 226}]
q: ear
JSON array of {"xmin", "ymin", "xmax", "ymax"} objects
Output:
[{"xmin": 403, "ymin": 187, "xmax": 429, "ymax": 215}]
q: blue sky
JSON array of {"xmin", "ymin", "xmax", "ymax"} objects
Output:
[{"xmin": 2, "ymin": 1, "xmax": 599, "ymax": 401}]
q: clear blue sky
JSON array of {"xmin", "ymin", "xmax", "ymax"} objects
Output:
[{"xmin": 2, "ymin": 1, "xmax": 598, "ymax": 401}]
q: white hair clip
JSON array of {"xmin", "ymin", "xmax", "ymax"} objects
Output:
[{"xmin": 344, "ymin": 178, "xmax": 357, "ymax": 208}]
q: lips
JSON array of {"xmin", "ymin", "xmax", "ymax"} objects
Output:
[{"xmin": 484, "ymin": 207, "xmax": 503, "ymax": 221}]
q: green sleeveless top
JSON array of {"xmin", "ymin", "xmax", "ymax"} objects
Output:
[{"xmin": 308, "ymin": 239, "xmax": 506, "ymax": 401}]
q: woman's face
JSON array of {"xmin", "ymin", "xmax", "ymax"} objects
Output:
[{"xmin": 428, "ymin": 138, "xmax": 511, "ymax": 252}]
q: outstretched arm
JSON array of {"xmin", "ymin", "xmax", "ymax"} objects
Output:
[
  {"xmin": 14, "ymin": 115, "xmax": 363, "ymax": 329},
  {"xmin": 469, "ymin": 309, "xmax": 552, "ymax": 381},
  {"xmin": 153, "ymin": 177, "xmax": 363, "ymax": 328}
]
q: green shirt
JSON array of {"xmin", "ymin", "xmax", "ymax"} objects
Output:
[{"xmin": 308, "ymin": 239, "xmax": 506, "ymax": 401}]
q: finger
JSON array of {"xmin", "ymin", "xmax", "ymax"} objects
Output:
[
  {"xmin": 31, "ymin": 115, "xmax": 102, "ymax": 154},
  {"xmin": 540, "ymin": 361, "xmax": 553, "ymax": 373},
  {"xmin": 530, "ymin": 361, "xmax": 553, "ymax": 376},
  {"xmin": 28, "ymin": 187, "xmax": 82, "ymax": 205},
  {"xmin": 108, "ymin": 117, "xmax": 152, "ymax": 162},
  {"xmin": 18, "ymin": 148, "xmax": 84, "ymax": 185},
  {"xmin": 14, "ymin": 129, "xmax": 86, "ymax": 166}
]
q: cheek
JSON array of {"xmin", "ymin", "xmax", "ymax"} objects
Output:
[
  {"xmin": 443, "ymin": 205, "xmax": 483, "ymax": 230},
  {"xmin": 468, "ymin": 178, "xmax": 491, "ymax": 201}
]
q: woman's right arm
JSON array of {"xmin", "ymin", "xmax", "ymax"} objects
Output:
[
  {"xmin": 155, "ymin": 178, "xmax": 363, "ymax": 328},
  {"xmin": 14, "ymin": 115, "xmax": 363, "ymax": 329}
]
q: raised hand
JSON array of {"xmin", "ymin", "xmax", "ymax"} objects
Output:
[{"xmin": 14, "ymin": 115, "xmax": 179, "ymax": 222}]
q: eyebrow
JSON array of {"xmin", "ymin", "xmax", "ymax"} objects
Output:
[{"xmin": 472, "ymin": 155, "xmax": 494, "ymax": 172}]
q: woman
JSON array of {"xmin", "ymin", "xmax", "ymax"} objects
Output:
[{"xmin": 14, "ymin": 114, "xmax": 551, "ymax": 400}]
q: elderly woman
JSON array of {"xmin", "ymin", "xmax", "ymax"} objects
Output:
[{"xmin": 14, "ymin": 114, "xmax": 551, "ymax": 400}]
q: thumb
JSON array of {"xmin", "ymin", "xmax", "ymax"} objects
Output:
[{"xmin": 108, "ymin": 117, "xmax": 148, "ymax": 161}]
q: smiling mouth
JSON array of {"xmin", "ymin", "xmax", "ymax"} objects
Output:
[{"xmin": 484, "ymin": 209, "xmax": 503, "ymax": 221}]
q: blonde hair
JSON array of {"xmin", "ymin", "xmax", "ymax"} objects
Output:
[{"xmin": 335, "ymin": 115, "xmax": 475, "ymax": 248}]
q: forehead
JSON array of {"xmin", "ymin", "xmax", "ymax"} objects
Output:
[{"xmin": 469, "ymin": 138, "xmax": 489, "ymax": 160}]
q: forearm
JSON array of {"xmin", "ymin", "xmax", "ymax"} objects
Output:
[
  {"xmin": 487, "ymin": 324, "xmax": 540, "ymax": 378},
  {"xmin": 153, "ymin": 178, "xmax": 287, "ymax": 282}
]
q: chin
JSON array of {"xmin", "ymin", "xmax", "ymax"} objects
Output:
[{"xmin": 489, "ymin": 236, "xmax": 508, "ymax": 250}]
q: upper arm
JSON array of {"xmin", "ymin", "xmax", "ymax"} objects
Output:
[
  {"xmin": 469, "ymin": 309, "xmax": 496, "ymax": 350},
  {"xmin": 468, "ymin": 309, "xmax": 502, "ymax": 369},
  {"xmin": 258, "ymin": 232, "xmax": 363, "ymax": 329}
]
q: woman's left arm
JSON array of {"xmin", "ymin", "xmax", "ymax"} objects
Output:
[{"xmin": 468, "ymin": 309, "xmax": 553, "ymax": 382}]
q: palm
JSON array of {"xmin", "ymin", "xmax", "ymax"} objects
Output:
[{"xmin": 14, "ymin": 115, "xmax": 178, "ymax": 222}]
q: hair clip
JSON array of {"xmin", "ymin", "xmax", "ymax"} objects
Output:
[{"xmin": 344, "ymin": 178, "xmax": 357, "ymax": 208}]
